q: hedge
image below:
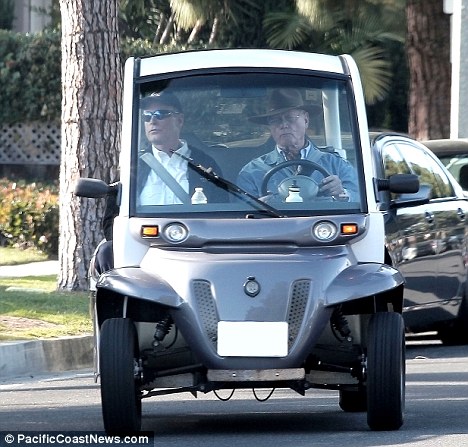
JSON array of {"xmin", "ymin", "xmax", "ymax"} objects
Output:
[
  {"xmin": 0, "ymin": 30, "xmax": 61, "ymax": 123},
  {"xmin": 0, "ymin": 29, "xmax": 204, "ymax": 125}
]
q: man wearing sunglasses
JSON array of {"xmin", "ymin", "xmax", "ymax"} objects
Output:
[
  {"xmin": 94, "ymin": 91, "xmax": 226, "ymax": 275},
  {"xmin": 237, "ymin": 89, "xmax": 358, "ymax": 202},
  {"xmin": 138, "ymin": 91, "xmax": 226, "ymax": 205}
]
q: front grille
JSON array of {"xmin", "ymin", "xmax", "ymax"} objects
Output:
[
  {"xmin": 192, "ymin": 280, "xmax": 218, "ymax": 345},
  {"xmin": 287, "ymin": 280, "xmax": 311, "ymax": 348},
  {"xmin": 192, "ymin": 278, "xmax": 311, "ymax": 352}
]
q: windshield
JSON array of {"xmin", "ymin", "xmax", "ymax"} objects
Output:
[{"xmin": 131, "ymin": 71, "xmax": 363, "ymax": 217}]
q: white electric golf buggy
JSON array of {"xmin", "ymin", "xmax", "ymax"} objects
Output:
[{"xmin": 75, "ymin": 49, "xmax": 419, "ymax": 434}]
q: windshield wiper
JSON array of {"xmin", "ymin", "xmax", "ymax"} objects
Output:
[{"xmin": 171, "ymin": 150, "xmax": 284, "ymax": 218}]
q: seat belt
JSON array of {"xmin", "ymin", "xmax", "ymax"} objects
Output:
[{"xmin": 140, "ymin": 152, "xmax": 190, "ymax": 204}]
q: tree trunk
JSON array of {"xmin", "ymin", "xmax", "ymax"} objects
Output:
[
  {"xmin": 209, "ymin": 14, "xmax": 220, "ymax": 46},
  {"xmin": 406, "ymin": 0, "xmax": 451, "ymax": 139},
  {"xmin": 160, "ymin": 12, "xmax": 175, "ymax": 44},
  {"xmin": 58, "ymin": 0, "xmax": 122, "ymax": 290},
  {"xmin": 187, "ymin": 18, "xmax": 203, "ymax": 44},
  {"xmin": 153, "ymin": 12, "xmax": 165, "ymax": 45}
]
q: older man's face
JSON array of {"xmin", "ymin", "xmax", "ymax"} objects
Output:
[{"xmin": 268, "ymin": 109, "xmax": 309, "ymax": 153}]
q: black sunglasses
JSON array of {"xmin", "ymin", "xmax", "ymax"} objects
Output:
[{"xmin": 142, "ymin": 109, "xmax": 181, "ymax": 122}]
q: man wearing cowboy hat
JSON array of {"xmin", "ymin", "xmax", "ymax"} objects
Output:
[{"xmin": 237, "ymin": 88, "xmax": 358, "ymax": 201}]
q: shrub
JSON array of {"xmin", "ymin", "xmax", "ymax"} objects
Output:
[
  {"xmin": 0, "ymin": 30, "xmax": 208, "ymax": 125},
  {"xmin": 0, "ymin": 178, "xmax": 59, "ymax": 256},
  {"xmin": 0, "ymin": 30, "xmax": 62, "ymax": 124}
]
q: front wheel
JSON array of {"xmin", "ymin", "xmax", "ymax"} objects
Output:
[
  {"xmin": 100, "ymin": 318, "xmax": 142, "ymax": 434},
  {"xmin": 366, "ymin": 312, "xmax": 405, "ymax": 431}
]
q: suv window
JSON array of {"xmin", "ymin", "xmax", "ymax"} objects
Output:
[
  {"xmin": 396, "ymin": 143, "xmax": 455, "ymax": 199},
  {"xmin": 382, "ymin": 144, "xmax": 411, "ymax": 176},
  {"xmin": 382, "ymin": 142, "xmax": 455, "ymax": 199}
]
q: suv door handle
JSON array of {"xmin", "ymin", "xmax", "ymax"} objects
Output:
[
  {"xmin": 457, "ymin": 208, "xmax": 466, "ymax": 220},
  {"xmin": 425, "ymin": 211, "xmax": 434, "ymax": 223}
]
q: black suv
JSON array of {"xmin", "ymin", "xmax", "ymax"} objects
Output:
[{"xmin": 375, "ymin": 134, "xmax": 468, "ymax": 344}]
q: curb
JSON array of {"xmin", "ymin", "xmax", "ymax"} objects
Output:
[
  {"xmin": 0, "ymin": 335, "xmax": 93, "ymax": 378},
  {"xmin": 0, "ymin": 261, "xmax": 93, "ymax": 379}
]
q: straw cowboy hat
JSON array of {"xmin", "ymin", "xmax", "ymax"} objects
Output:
[{"xmin": 249, "ymin": 88, "xmax": 321, "ymax": 125}]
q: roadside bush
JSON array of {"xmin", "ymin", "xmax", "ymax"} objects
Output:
[
  {"xmin": 0, "ymin": 30, "xmax": 207, "ymax": 125},
  {"xmin": 0, "ymin": 29, "xmax": 62, "ymax": 124},
  {"xmin": 0, "ymin": 178, "xmax": 59, "ymax": 256}
]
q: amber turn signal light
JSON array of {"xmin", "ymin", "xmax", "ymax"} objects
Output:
[
  {"xmin": 141, "ymin": 225, "xmax": 159, "ymax": 237},
  {"xmin": 341, "ymin": 223, "xmax": 358, "ymax": 235}
]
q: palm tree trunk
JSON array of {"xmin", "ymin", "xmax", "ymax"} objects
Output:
[
  {"xmin": 153, "ymin": 12, "xmax": 166, "ymax": 45},
  {"xmin": 160, "ymin": 12, "xmax": 175, "ymax": 44},
  {"xmin": 188, "ymin": 18, "xmax": 203, "ymax": 44},
  {"xmin": 209, "ymin": 13, "xmax": 220, "ymax": 45}
]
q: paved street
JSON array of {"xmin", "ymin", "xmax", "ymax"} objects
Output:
[
  {"xmin": 0, "ymin": 261, "xmax": 59, "ymax": 277},
  {"xmin": 0, "ymin": 336, "xmax": 467, "ymax": 447}
]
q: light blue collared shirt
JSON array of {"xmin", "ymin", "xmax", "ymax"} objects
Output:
[{"xmin": 237, "ymin": 141, "xmax": 359, "ymax": 201}]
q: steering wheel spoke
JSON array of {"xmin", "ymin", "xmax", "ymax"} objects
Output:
[{"xmin": 261, "ymin": 160, "xmax": 331, "ymax": 201}]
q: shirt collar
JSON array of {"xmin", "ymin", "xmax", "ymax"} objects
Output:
[
  {"xmin": 276, "ymin": 140, "xmax": 312, "ymax": 160},
  {"xmin": 152, "ymin": 140, "xmax": 189, "ymax": 166}
]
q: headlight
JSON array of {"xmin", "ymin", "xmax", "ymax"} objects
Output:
[
  {"xmin": 313, "ymin": 221, "xmax": 338, "ymax": 242},
  {"xmin": 163, "ymin": 223, "xmax": 188, "ymax": 243}
]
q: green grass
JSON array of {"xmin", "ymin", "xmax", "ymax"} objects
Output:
[
  {"xmin": 0, "ymin": 246, "xmax": 49, "ymax": 266},
  {"xmin": 0, "ymin": 248, "xmax": 92, "ymax": 340}
]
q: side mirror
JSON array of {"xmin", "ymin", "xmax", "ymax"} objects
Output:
[
  {"xmin": 386, "ymin": 183, "xmax": 432, "ymax": 208},
  {"xmin": 376, "ymin": 174, "xmax": 419, "ymax": 194},
  {"xmin": 74, "ymin": 178, "xmax": 114, "ymax": 198}
]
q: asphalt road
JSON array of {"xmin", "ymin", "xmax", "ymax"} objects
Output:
[{"xmin": 0, "ymin": 335, "xmax": 467, "ymax": 447}]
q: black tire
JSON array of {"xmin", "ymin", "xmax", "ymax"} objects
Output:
[
  {"xmin": 366, "ymin": 312, "xmax": 405, "ymax": 431},
  {"xmin": 100, "ymin": 318, "xmax": 142, "ymax": 434},
  {"xmin": 339, "ymin": 387, "xmax": 367, "ymax": 412}
]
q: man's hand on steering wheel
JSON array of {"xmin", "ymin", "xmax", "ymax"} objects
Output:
[
  {"xmin": 260, "ymin": 159, "xmax": 351, "ymax": 201},
  {"xmin": 319, "ymin": 175, "xmax": 346, "ymax": 197}
]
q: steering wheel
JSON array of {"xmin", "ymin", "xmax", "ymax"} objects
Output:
[{"xmin": 260, "ymin": 159, "xmax": 331, "ymax": 200}]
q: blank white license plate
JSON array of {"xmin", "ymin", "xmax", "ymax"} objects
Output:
[{"xmin": 217, "ymin": 321, "xmax": 288, "ymax": 357}]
